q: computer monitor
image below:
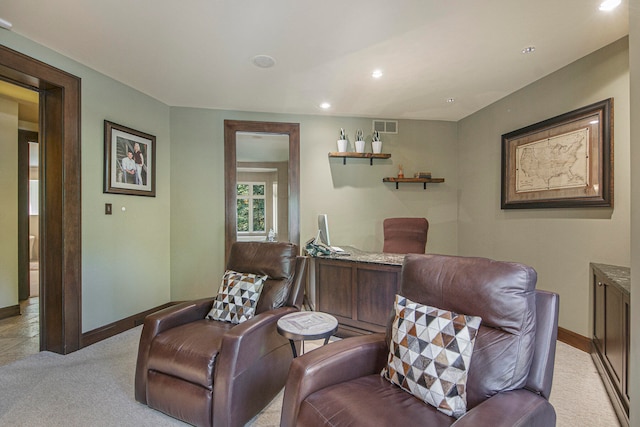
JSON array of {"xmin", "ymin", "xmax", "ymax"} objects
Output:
[{"xmin": 317, "ymin": 214, "xmax": 331, "ymax": 246}]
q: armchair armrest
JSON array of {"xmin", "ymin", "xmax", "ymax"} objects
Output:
[
  {"xmin": 217, "ymin": 306, "xmax": 299, "ymax": 375},
  {"xmin": 134, "ymin": 298, "xmax": 214, "ymax": 403},
  {"xmin": 212, "ymin": 305, "xmax": 300, "ymax": 425},
  {"xmin": 452, "ymin": 389, "xmax": 555, "ymax": 426},
  {"xmin": 280, "ymin": 333, "xmax": 389, "ymax": 427},
  {"xmin": 288, "ymin": 256, "xmax": 308, "ymax": 309}
]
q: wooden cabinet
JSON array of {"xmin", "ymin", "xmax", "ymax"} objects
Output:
[
  {"xmin": 314, "ymin": 256, "xmax": 401, "ymax": 337},
  {"xmin": 591, "ymin": 263, "xmax": 630, "ymax": 427}
]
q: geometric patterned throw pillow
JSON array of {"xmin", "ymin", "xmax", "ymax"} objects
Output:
[
  {"xmin": 206, "ymin": 270, "xmax": 267, "ymax": 324},
  {"xmin": 381, "ymin": 294, "xmax": 482, "ymax": 418}
]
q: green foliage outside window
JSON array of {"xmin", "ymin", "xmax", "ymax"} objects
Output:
[
  {"xmin": 237, "ymin": 184, "xmax": 249, "ymax": 196},
  {"xmin": 237, "ymin": 198, "xmax": 249, "ymax": 231},
  {"xmin": 237, "ymin": 182, "xmax": 265, "ymax": 233},
  {"xmin": 253, "ymin": 199, "xmax": 265, "ymax": 231}
]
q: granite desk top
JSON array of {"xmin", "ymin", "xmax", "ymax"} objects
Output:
[
  {"xmin": 591, "ymin": 263, "xmax": 630, "ymax": 295},
  {"xmin": 313, "ymin": 245, "xmax": 405, "ymax": 266}
]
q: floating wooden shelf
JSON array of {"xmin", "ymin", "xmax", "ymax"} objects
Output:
[
  {"xmin": 328, "ymin": 152, "xmax": 391, "ymax": 165},
  {"xmin": 382, "ymin": 177, "xmax": 445, "ymax": 189}
]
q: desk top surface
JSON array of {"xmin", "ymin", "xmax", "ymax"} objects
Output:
[
  {"xmin": 591, "ymin": 262, "xmax": 630, "ymax": 295},
  {"xmin": 314, "ymin": 245, "xmax": 405, "ymax": 266}
]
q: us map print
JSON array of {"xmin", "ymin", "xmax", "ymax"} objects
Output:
[{"xmin": 515, "ymin": 128, "xmax": 589, "ymax": 193}]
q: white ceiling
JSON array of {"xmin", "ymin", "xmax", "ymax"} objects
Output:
[{"xmin": 1, "ymin": 0, "xmax": 629, "ymax": 121}]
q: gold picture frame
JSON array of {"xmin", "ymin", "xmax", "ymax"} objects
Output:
[{"xmin": 501, "ymin": 98, "xmax": 613, "ymax": 209}]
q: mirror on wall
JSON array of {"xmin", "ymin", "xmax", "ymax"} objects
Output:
[
  {"xmin": 224, "ymin": 120, "xmax": 300, "ymax": 260},
  {"xmin": 236, "ymin": 132, "xmax": 288, "ymax": 242}
]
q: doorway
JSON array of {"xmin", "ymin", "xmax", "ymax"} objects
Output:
[
  {"xmin": 0, "ymin": 44, "xmax": 82, "ymax": 354},
  {"xmin": 17, "ymin": 129, "xmax": 39, "ymax": 301},
  {"xmin": 0, "ymin": 81, "xmax": 40, "ymax": 363},
  {"xmin": 19, "ymin": 128, "xmax": 40, "ymax": 362}
]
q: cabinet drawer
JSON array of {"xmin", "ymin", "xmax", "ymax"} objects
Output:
[
  {"xmin": 316, "ymin": 261, "xmax": 352, "ymax": 318},
  {"xmin": 356, "ymin": 266, "xmax": 399, "ymax": 327},
  {"xmin": 315, "ymin": 257, "xmax": 401, "ymax": 336}
]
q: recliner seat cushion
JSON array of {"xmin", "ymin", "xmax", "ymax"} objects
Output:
[
  {"xmin": 148, "ymin": 319, "xmax": 234, "ymax": 388},
  {"xmin": 300, "ymin": 375, "xmax": 456, "ymax": 426}
]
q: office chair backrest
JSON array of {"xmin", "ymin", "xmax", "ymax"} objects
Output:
[{"xmin": 383, "ymin": 217, "xmax": 429, "ymax": 254}]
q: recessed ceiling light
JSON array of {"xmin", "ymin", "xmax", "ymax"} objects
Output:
[
  {"xmin": 251, "ymin": 54, "xmax": 276, "ymax": 68},
  {"xmin": 0, "ymin": 17, "xmax": 12, "ymax": 31},
  {"xmin": 446, "ymin": 98, "xmax": 455, "ymax": 103},
  {"xmin": 320, "ymin": 102, "xmax": 331, "ymax": 109},
  {"xmin": 372, "ymin": 69, "xmax": 383, "ymax": 79},
  {"xmin": 522, "ymin": 46, "xmax": 536, "ymax": 54},
  {"xmin": 599, "ymin": 0, "xmax": 621, "ymax": 11}
]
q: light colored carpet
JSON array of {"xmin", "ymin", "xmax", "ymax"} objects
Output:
[
  {"xmin": 0, "ymin": 327, "xmax": 620, "ymax": 426},
  {"xmin": 551, "ymin": 341, "xmax": 620, "ymax": 426}
]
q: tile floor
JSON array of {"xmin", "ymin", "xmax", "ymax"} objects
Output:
[{"xmin": 0, "ymin": 297, "xmax": 40, "ymax": 367}]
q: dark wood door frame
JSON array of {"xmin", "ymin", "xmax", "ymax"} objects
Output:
[
  {"xmin": 0, "ymin": 45, "xmax": 82, "ymax": 354},
  {"xmin": 18, "ymin": 130, "xmax": 38, "ymax": 302}
]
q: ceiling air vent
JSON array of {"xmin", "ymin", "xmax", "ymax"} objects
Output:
[{"xmin": 373, "ymin": 120, "xmax": 398, "ymax": 134}]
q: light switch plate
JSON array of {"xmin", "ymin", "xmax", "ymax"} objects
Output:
[{"xmin": 105, "ymin": 203, "xmax": 112, "ymax": 215}]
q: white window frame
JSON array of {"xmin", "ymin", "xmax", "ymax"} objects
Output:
[{"xmin": 237, "ymin": 181, "xmax": 267, "ymax": 234}]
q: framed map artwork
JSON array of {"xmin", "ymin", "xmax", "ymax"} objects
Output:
[{"xmin": 501, "ymin": 98, "xmax": 613, "ymax": 209}]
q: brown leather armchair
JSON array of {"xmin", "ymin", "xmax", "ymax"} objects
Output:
[
  {"xmin": 135, "ymin": 241, "xmax": 307, "ymax": 427},
  {"xmin": 383, "ymin": 217, "xmax": 429, "ymax": 254},
  {"xmin": 281, "ymin": 254, "xmax": 559, "ymax": 427}
]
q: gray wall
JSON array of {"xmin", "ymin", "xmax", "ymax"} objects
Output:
[
  {"xmin": 169, "ymin": 109, "xmax": 459, "ymax": 301},
  {"xmin": 457, "ymin": 37, "xmax": 630, "ymax": 337},
  {"xmin": 0, "ymin": 97, "xmax": 18, "ymax": 309},
  {"xmin": 628, "ymin": 0, "xmax": 639, "ymax": 424},
  {"xmin": 0, "ymin": 31, "xmax": 172, "ymax": 332}
]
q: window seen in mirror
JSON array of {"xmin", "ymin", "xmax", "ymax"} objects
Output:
[
  {"xmin": 253, "ymin": 199, "xmax": 265, "ymax": 232},
  {"xmin": 237, "ymin": 182, "xmax": 266, "ymax": 233}
]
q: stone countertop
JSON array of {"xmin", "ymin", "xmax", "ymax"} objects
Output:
[
  {"xmin": 314, "ymin": 245, "xmax": 405, "ymax": 266},
  {"xmin": 591, "ymin": 263, "xmax": 630, "ymax": 295}
]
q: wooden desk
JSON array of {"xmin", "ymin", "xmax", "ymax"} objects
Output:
[{"xmin": 311, "ymin": 247, "xmax": 404, "ymax": 337}]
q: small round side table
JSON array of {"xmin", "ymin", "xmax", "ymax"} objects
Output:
[{"xmin": 277, "ymin": 311, "xmax": 338, "ymax": 357}]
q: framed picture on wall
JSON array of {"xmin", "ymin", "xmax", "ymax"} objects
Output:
[
  {"xmin": 104, "ymin": 120, "xmax": 156, "ymax": 197},
  {"xmin": 501, "ymin": 98, "xmax": 613, "ymax": 209}
]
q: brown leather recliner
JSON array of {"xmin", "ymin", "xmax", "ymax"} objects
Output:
[
  {"xmin": 383, "ymin": 217, "xmax": 429, "ymax": 254},
  {"xmin": 281, "ymin": 253, "xmax": 559, "ymax": 427},
  {"xmin": 135, "ymin": 241, "xmax": 307, "ymax": 427}
]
